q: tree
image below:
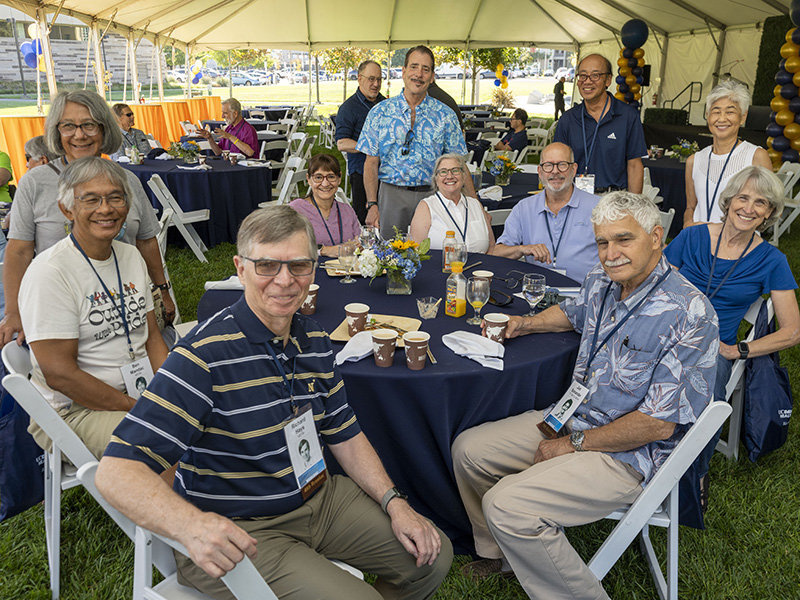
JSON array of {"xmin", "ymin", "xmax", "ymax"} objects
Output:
[
  {"xmin": 199, "ymin": 49, "xmax": 275, "ymax": 72},
  {"xmin": 318, "ymin": 47, "xmax": 389, "ymax": 101},
  {"xmin": 431, "ymin": 46, "xmax": 528, "ymax": 102}
]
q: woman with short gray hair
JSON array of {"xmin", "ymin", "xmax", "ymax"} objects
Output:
[
  {"xmin": 683, "ymin": 80, "xmax": 772, "ymax": 228},
  {"xmin": 24, "ymin": 135, "xmax": 58, "ymax": 171},
  {"xmin": 1, "ymin": 89, "xmax": 175, "ymax": 346}
]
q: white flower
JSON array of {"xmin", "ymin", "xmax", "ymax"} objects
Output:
[{"xmin": 358, "ymin": 249, "xmax": 380, "ymax": 278}]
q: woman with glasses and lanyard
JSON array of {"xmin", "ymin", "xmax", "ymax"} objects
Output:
[
  {"xmin": 683, "ymin": 80, "xmax": 772, "ymax": 229},
  {"xmin": 19, "ymin": 157, "xmax": 168, "ymax": 459},
  {"xmin": 110, "ymin": 103, "xmax": 151, "ymax": 160},
  {"xmin": 1, "ymin": 90, "xmax": 174, "ymax": 347},
  {"xmin": 289, "ymin": 153, "xmax": 360, "ymax": 258},
  {"xmin": 410, "ymin": 154, "xmax": 494, "ymax": 252}
]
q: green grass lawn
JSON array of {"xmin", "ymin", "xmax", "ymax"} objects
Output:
[{"xmin": 1, "ymin": 125, "xmax": 799, "ymax": 599}]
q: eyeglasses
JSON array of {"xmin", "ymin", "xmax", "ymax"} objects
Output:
[
  {"xmin": 401, "ymin": 129, "xmax": 414, "ymax": 156},
  {"xmin": 24, "ymin": 154, "xmax": 31, "ymax": 161},
  {"xmin": 576, "ymin": 72, "xmax": 610, "ymax": 83},
  {"xmin": 74, "ymin": 193, "xmax": 127, "ymax": 209},
  {"xmin": 58, "ymin": 121, "xmax": 101, "ymax": 136},
  {"xmin": 540, "ymin": 161, "xmax": 574, "ymax": 173},
  {"xmin": 240, "ymin": 257, "xmax": 315, "ymax": 277},
  {"xmin": 435, "ymin": 167, "xmax": 463, "ymax": 177},
  {"xmin": 310, "ymin": 173, "xmax": 340, "ymax": 183},
  {"xmin": 123, "ymin": 112, "xmax": 134, "ymax": 117},
  {"xmin": 360, "ymin": 76, "xmax": 383, "ymax": 83}
]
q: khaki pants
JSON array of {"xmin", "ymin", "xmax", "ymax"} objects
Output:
[
  {"xmin": 29, "ymin": 400, "xmax": 127, "ymax": 460},
  {"xmin": 175, "ymin": 475, "xmax": 453, "ymax": 600},
  {"xmin": 452, "ymin": 410, "xmax": 643, "ymax": 600}
]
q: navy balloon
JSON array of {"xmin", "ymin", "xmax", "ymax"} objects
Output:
[
  {"xmin": 793, "ymin": 28, "xmax": 800, "ymax": 45},
  {"xmin": 790, "ymin": 96, "xmax": 800, "ymax": 113},
  {"xmin": 622, "ymin": 48, "xmax": 633, "ymax": 59},
  {"xmin": 618, "ymin": 83, "xmax": 630, "ymax": 93},
  {"xmin": 782, "ymin": 149, "xmax": 800, "ymax": 162},
  {"xmin": 776, "ymin": 69, "xmax": 794, "ymax": 85},
  {"xmin": 771, "ymin": 110, "xmax": 778, "ymax": 120},
  {"xmin": 773, "ymin": 135, "xmax": 791, "ymax": 152},
  {"xmin": 767, "ymin": 122, "xmax": 785, "ymax": 138},
  {"xmin": 621, "ymin": 19, "xmax": 649, "ymax": 49},
  {"xmin": 32, "ymin": 39, "xmax": 43, "ymax": 55},
  {"xmin": 791, "ymin": 0, "xmax": 800, "ymax": 27},
  {"xmin": 632, "ymin": 66, "xmax": 643, "ymax": 77},
  {"xmin": 23, "ymin": 52, "xmax": 36, "ymax": 68},
  {"xmin": 795, "ymin": 112, "xmax": 800, "ymax": 124},
  {"xmin": 630, "ymin": 100, "xmax": 640, "ymax": 109},
  {"xmin": 780, "ymin": 58, "xmax": 788, "ymax": 71},
  {"xmin": 781, "ymin": 83, "xmax": 799, "ymax": 99},
  {"xmin": 19, "ymin": 41, "xmax": 32, "ymax": 55},
  {"xmin": 624, "ymin": 91, "xmax": 635, "ymax": 103},
  {"xmin": 616, "ymin": 75, "xmax": 626, "ymax": 85},
  {"xmin": 636, "ymin": 76, "xmax": 644, "ymax": 85},
  {"xmin": 628, "ymin": 58, "xmax": 638, "ymax": 68}
]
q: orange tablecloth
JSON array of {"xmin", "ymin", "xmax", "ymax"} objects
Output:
[
  {"xmin": 160, "ymin": 101, "xmax": 192, "ymax": 144},
  {"xmin": 184, "ymin": 97, "xmax": 212, "ymax": 124},
  {"xmin": 130, "ymin": 104, "xmax": 170, "ymax": 148},
  {"xmin": 0, "ymin": 116, "xmax": 46, "ymax": 183},
  {"xmin": 204, "ymin": 96, "xmax": 223, "ymax": 121}
]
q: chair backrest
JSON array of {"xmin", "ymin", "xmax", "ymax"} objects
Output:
[
  {"xmin": 545, "ymin": 121, "xmax": 558, "ymax": 144},
  {"xmin": 527, "ymin": 118, "xmax": 547, "ymax": 128},
  {"xmin": 277, "ymin": 169, "xmax": 308, "ymax": 205},
  {"xmin": 515, "ymin": 146, "xmax": 530, "ymax": 165},
  {"xmin": 643, "ymin": 166, "xmax": 652, "ymax": 187},
  {"xmin": 273, "ymin": 156, "xmax": 306, "ymax": 193},
  {"xmin": 776, "ymin": 161, "xmax": 800, "ymax": 195},
  {"xmin": 180, "ymin": 121, "xmax": 197, "ymax": 136},
  {"xmin": 725, "ymin": 296, "xmax": 772, "ymax": 398},
  {"xmin": 2, "ymin": 341, "xmax": 32, "ymax": 375},
  {"xmin": 260, "ymin": 140, "xmax": 290, "ymax": 162},
  {"xmin": 659, "ymin": 208, "xmax": 675, "ymax": 234},
  {"xmin": 486, "ymin": 120, "xmax": 506, "ymax": 129},
  {"xmin": 157, "ymin": 207, "xmax": 175, "ymax": 256},
  {"xmin": 488, "ymin": 208, "xmax": 513, "ymax": 226},
  {"xmin": 268, "ymin": 123, "xmax": 290, "ymax": 135},
  {"xmin": 148, "ymin": 175, "xmax": 189, "ymax": 219},
  {"xmin": 299, "ymin": 135, "xmax": 317, "ymax": 160}
]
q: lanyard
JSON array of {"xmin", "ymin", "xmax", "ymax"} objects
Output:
[
  {"xmin": 70, "ymin": 234, "xmax": 135, "ymax": 360},
  {"xmin": 436, "ymin": 193, "xmax": 469, "ymax": 243},
  {"xmin": 310, "ymin": 195, "xmax": 342, "ymax": 246},
  {"xmin": 580, "ymin": 93, "xmax": 610, "ymax": 175},
  {"xmin": 705, "ymin": 222, "xmax": 755, "ymax": 301},
  {"xmin": 543, "ymin": 205, "xmax": 572, "ymax": 266},
  {"xmin": 583, "ymin": 267, "xmax": 672, "ymax": 382},
  {"xmin": 705, "ymin": 140, "xmax": 739, "ymax": 221},
  {"xmin": 263, "ymin": 338, "xmax": 299, "ymax": 415}
]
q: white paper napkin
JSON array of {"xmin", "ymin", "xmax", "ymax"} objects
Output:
[
  {"xmin": 478, "ymin": 185, "xmax": 503, "ymax": 201},
  {"xmin": 335, "ymin": 331, "xmax": 374, "ymax": 365},
  {"xmin": 238, "ymin": 160, "xmax": 270, "ymax": 168},
  {"xmin": 204, "ymin": 276, "xmax": 243, "ymax": 291},
  {"xmin": 155, "ymin": 153, "xmax": 173, "ymax": 160},
  {"xmin": 115, "ymin": 156, "xmax": 131, "ymax": 163},
  {"xmin": 177, "ymin": 163, "xmax": 212, "ymax": 171},
  {"xmin": 442, "ymin": 331, "xmax": 504, "ymax": 370}
]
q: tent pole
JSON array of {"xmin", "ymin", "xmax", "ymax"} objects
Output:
[
  {"xmin": 185, "ymin": 43, "xmax": 191, "ymax": 98},
  {"xmin": 35, "ymin": 6, "xmax": 57, "ymax": 99},
  {"xmin": 712, "ymin": 29, "xmax": 727, "ymax": 88},
  {"xmin": 129, "ymin": 30, "xmax": 141, "ymax": 102},
  {"xmin": 91, "ymin": 21, "xmax": 106, "ymax": 98},
  {"xmin": 122, "ymin": 36, "xmax": 129, "ymax": 102},
  {"xmin": 308, "ymin": 46, "xmax": 313, "ymax": 106},
  {"xmin": 656, "ymin": 35, "xmax": 668, "ymax": 109},
  {"xmin": 155, "ymin": 37, "xmax": 165, "ymax": 102}
]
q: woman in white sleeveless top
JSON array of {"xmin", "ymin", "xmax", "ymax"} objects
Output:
[{"xmin": 683, "ymin": 80, "xmax": 772, "ymax": 228}]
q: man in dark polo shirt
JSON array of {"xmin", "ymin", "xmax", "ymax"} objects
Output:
[
  {"xmin": 336, "ymin": 60, "xmax": 386, "ymax": 224},
  {"xmin": 96, "ymin": 206, "xmax": 452, "ymax": 599}
]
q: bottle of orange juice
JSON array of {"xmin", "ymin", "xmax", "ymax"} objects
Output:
[{"xmin": 445, "ymin": 261, "xmax": 467, "ymax": 317}]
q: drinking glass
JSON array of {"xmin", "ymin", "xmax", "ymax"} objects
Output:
[
  {"xmin": 359, "ymin": 226, "xmax": 379, "ymax": 249},
  {"xmin": 466, "ymin": 277, "xmax": 491, "ymax": 325},
  {"xmin": 338, "ymin": 241, "xmax": 357, "ymax": 284},
  {"xmin": 522, "ymin": 273, "xmax": 546, "ymax": 316}
]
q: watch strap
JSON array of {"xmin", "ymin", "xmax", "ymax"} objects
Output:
[
  {"xmin": 380, "ymin": 487, "xmax": 407, "ymax": 513},
  {"xmin": 366, "ymin": 201, "xmax": 378, "ymax": 209}
]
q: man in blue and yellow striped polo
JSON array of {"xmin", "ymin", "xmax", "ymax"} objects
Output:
[{"xmin": 96, "ymin": 206, "xmax": 452, "ymax": 599}]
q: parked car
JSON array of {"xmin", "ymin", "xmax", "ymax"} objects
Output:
[
  {"xmin": 389, "ymin": 68, "xmax": 402, "ymax": 79},
  {"xmin": 347, "ymin": 69, "xmax": 359, "ymax": 80},
  {"xmin": 435, "ymin": 64, "xmax": 461, "ymax": 79},
  {"xmin": 479, "ymin": 70, "xmax": 495, "ymax": 79},
  {"xmin": 543, "ymin": 68, "xmax": 554, "ymax": 77},
  {"xmin": 230, "ymin": 71, "xmax": 261, "ymax": 86},
  {"xmin": 167, "ymin": 68, "xmax": 186, "ymax": 82}
]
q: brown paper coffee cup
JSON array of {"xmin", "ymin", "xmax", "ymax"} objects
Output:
[
  {"xmin": 372, "ymin": 329, "xmax": 398, "ymax": 367},
  {"xmin": 484, "ymin": 313, "xmax": 510, "ymax": 344},
  {"xmin": 300, "ymin": 284, "xmax": 319, "ymax": 315},
  {"xmin": 402, "ymin": 331, "xmax": 430, "ymax": 370},
  {"xmin": 344, "ymin": 303, "xmax": 369, "ymax": 336}
]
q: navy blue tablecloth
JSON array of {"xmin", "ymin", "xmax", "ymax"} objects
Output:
[
  {"xmin": 197, "ymin": 251, "xmax": 580, "ymax": 553},
  {"xmin": 252, "ymin": 106, "xmax": 292, "ymax": 121},
  {"xmin": 122, "ymin": 158, "xmax": 271, "ymax": 247},
  {"xmin": 644, "ymin": 157, "xmax": 686, "ymax": 239},
  {"xmin": 200, "ymin": 119, "xmax": 276, "ymax": 132}
]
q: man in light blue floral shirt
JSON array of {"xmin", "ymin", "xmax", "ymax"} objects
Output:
[
  {"xmin": 357, "ymin": 45, "xmax": 468, "ymax": 239},
  {"xmin": 453, "ymin": 192, "xmax": 718, "ymax": 599}
]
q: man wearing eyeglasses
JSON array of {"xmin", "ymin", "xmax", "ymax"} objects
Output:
[
  {"xmin": 336, "ymin": 60, "xmax": 386, "ymax": 224},
  {"xmin": 490, "ymin": 142, "xmax": 600, "ymax": 283},
  {"xmin": 554, "ymin": 54, "xmax": 647, "ymax": 195},
  {"xmin": 97, "ymin": 205, "xmax": 453, "ymax": 599},
  {"xmin": 111, "ymin": 104, "xmax": 151, "ymax": 159},
  {"xmin": 357, "ymin": 45, "xmax": 468, "ymax": 239}
]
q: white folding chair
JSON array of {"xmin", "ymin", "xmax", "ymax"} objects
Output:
[
  {"xmin": 259, "ymin": 140, "xmax": 291, "ymax": 166},
  {"xmin": 488, "ymin": 208, "xmax": 513, "ymax": 227},
  {"xmin": 268, "ymin": 123, "xmax": 290, "ymax": 135},
  {"xmin": 146, "ymin": 133, "xmax": 163, "ymax": 149},
  {"xmin": 775, "ymin": 161, "xmax": 800, "ymax": 196},
  {"xmin": 277, "ymin": 169, "xmax": 309, "ymax": 205},
  {"xmin": 771, "ymin": 186, "xmax": 800, "ymax": 246},
  {"xmin": 248, "ymin": 109, "xmax": 266, "ymax": 120},
  {"xmin": 517, "ymin": 164, "xmax": 538, "ymax": 174},
  {"xmin": 545, "ymin": 121, "xmax": 558, "ymax": 145},
  {"xmin": 485, "ymin": 120, "xmax": 506, "ymax": 130},
  {"xmin": 715, "ymin": 296, "xmax": 773, "ymax": 460},
  {"xmin": 179, "ymin": 120, "xmax": 197, "ymax": 136},
  {"xmin": 147, "ymin": 175, "xmax": 210, "ymax": 263},
  {"xmin": 588, "ymin": 401, "xmax": 732, "ymax": 600},
  {"xmin": 289, "ymin": 132, "xmax": 308, "ymax": 155},
  {"xmin": 280, "ymin": 118, "xmax": 299, "ymax": 137},
  {"xmin": 270, "ymin": 156, "xmax": 306, "ymax": 201},
  {"xmin": 659, "ymin": 208, "xmax": 675, "ymax": 235},
  {"xmin": 527, "ymin": 118, "xmax": 547, "ymax": 129},
  {"xmin": 156, "ymin": 207, "xmax": 174, "ymax": 257},
  {"xmin": 526, "ymin": 127, "xmax": 549, "ymax": 157},
  {"xmin": 515, "ymin": 146, "xmax": 530, "ymax": 165},
  {"xmin": 1, "ymin": 355, "xmax": 135, "ymax": 600}
]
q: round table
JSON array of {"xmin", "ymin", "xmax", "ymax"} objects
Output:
[
  {"xmin": 122, "ymin": 157, "xmax": 272, "ymax": 246},
  {"xmin": 197, "ymin": 251, "xmax": 580, "ymax": 553}
]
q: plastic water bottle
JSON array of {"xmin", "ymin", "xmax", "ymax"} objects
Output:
[
  {"xmin": 442, "ymin": 230, "xmax": 456, "ymax": 272},
  {"xmin": 445, "ymin": 261, "xmax": 467, "ymax": 318}
]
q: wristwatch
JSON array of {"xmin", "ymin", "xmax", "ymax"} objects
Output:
[
  {"xmin": 380, "ymin": 487, "xmax": 408, "ymax": 513},
  {"xmin": 737, "ymin": 341, "xmax": 750, "ymax": 360},
  {"xmin": 569, "ymin": 430, "xmax": 586, "ymax": 452},
  {"xmin": 366, "ymin": 201, "xmax": 378, "ymax": 210},
  {"xmin": 154, "ymin": 281, "xmax": 171, "ymax": 291}
]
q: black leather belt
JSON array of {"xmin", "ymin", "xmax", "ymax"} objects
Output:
[
  {"xmin": 595, "ymin": 186, "xmax": 625, "ymax": 194},
  {"xmin": 389, "ymin": 183, "xmax": 431, "ymax": 192}
]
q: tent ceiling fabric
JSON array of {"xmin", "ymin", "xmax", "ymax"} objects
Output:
[{"xmin": 0, "ymin": 0, "xmax": 790, "ymax": 51}]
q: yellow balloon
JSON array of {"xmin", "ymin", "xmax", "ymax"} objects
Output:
[
  {"xmin": 768, "ymin": 148, "xmax": 782, "ymax": 162},
  {"xmin": 625, "ymin": 74, "xmax": 636, "ymax": 86},
  {"xmin": 787, "ymin": 28, "xmax": 797, "ymax": 43},
  {"xmin": 497, "ymin": 63, "xmax": 504, "ymax": 70},
  {"xmin": 767, "ymin": 136, "xmax": 774, "ymax": 149},
  {"xmin": 619, "ymin": 66, "xmax": 631, "ymax": 77},
  {"xmin": 634, "ymin": 92, "xmax": 642, "ymax": 101},
  {"xmin": 637, "ymin": 58, "xmax": 645, "ymax": 67},
  {"xmin": 772, "ymin": 96, "xmax": 790, "ymax": 112},
  {"xmin": 784, "ymin": 122, "xmax": 800, "ymax": 140},
  {"xmin": 37, "ymin": 54, "xmax": 45, "ymax": 73},
  {"xmin": 501, "ymin": 82, "xmax": 508, "ymax": 89},
  {"xmin": 792, "ymin": 137, "xmax": 800, "ymax": 151},
  {"xmin": 781, "ymin": 42, "xmax": 800, "ymax": 59},
  {"xmin": 501, "ymin": 76, "xmax": 507, "ymax": 84},
  {"xmin": 775, "ymin": 84, "xmax": 784, "ymax": 97},
  {"xmin": 629, "ymin": 83, "xmax": 641, "ymax": 94},
  {"xmin": 633, "ymin": 48, "xmax": 645, "ymax": 59},
  {"xmin": 617, "ymin": 57, "xmax": 628, "ymax": 68},
  {"xmin": 620, "ymin": 49, "xmax": 627, "ymax": 58},
  {"xmin": 786, "ymin": 55, "xmax": 800, "ymax": 73},
  {"xmin": 776, "ymin": 109, "xmax": 795, "ymax": 126},
  {"xmin": 793, "ymin": 71, "xmax": 800, "ymax": 87},
  {"xmin": 615, "ymin": 92, "xmax": 625, "ymax": 101}
]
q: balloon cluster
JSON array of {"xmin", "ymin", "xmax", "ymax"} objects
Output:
[
  {"xmin": 614, "ymin": 19, "xmax": 649, "ymax": 109},
  {"xmin": 191, "ymin": 60, "xmax": 203, "ymax": 84},
  {"xmin": 493, "ymin": 63, "xmax": 509, "ymax": 89},
  {"xmin": 19, "ymin": 24, "xmax": 45, "ymax": 72},
  {"xmin": 766, "ymin": 21, "xmax": 800, "ymax": 167}
]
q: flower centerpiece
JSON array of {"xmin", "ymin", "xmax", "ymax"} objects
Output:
[
  {"xmin": 670, "ymin": 139, "xmax": 700, "ymax": 163},
  {"xmin": 484, "ymin": 152, "xmax": 522, "ymax": 186},
  {"xmin": 357, "ymin": 228, "xmax": 431, "ymax": 295},
  {"xmin": 168, "ymin": 140, "xmax": 201, "ymax": 164}
]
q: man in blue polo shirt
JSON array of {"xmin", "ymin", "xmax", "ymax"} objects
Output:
[
  {"xmin": 96, "ymin": 206, "xmax": 452, "ymax": 599},
  {"xmin": 554, "ymin": 54, "xmax": 647, "ymax": 195},
  {"xmin": 357, "ymin": 45, "xmax": 469, "ymax": 239},
  {"xmin": 336, "ymin": 60, "xmax": 386, "ymax": 224},
  {"xmin": 490, "ymin": 142, "xmax": 600, "ymax": 283}
]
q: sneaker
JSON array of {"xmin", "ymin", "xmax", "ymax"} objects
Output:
[{"xmin": 461, "ymin": 558, "xmax": 515, "ymax": 583}]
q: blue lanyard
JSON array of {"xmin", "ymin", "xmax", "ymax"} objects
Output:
[
  {"xmin": 704, "ymin": 140, "xmax": 739, "ymax": 221},
  {"xmin": 436, "ymin": 193, "xmax": 468, "ymax": 243},
  {"xmin": 705, "ymin": 222, "xmax": 755, "ymax": 301},
  {"xmin": 263, "ymin": 338, "xmax": 298, "ymax": 415},
  {"xmin": 583, "ymin": 267, "xmax": 672, "ymax": 383},
  {"xmin": 310, "ymin": 195, "xmax": 342, "ymax": 246},
  {"xmin": 543, "ymin": 205, "xmax": 571, "ymax": 266},
  {"xmin": 70, "ymin": 234, "xmax": 135, "ymax": 360},
  {"xmin": 580, "ymin": 93, "xmax": 610, "ymax": 175}
]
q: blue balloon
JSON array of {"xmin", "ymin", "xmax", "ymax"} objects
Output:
[
  {"xmin": 23, "ymin": 52, "xmax": 37, "ymax": 68},
  {"xmin": 621, "ymin": 19, "xmax": 649, "ymax": 49},
  {"xmin": 618, "ymin": 83, "xmax": 630, "ymax": 93},
  {"xmin": 32, "ymin": 39, "xmax": 43, "ymax": 55},
  {"xmin": 636, "ymin": 76, "xmax": 644, "ymax": 85},
  {"xmin": 773, "ymin": 135, "xmax": 791, "ymax": 152},
  {"xmin": 631, "ymin": 66, "xmax": 643, "ymax": 77},
  {"xmin": 781, "ymin": 83, "xmax": 799, "ymax": 99},
  {"xmin": 792, "ymin": 0, "xmax": 800, "ymax": 27},
  {"xmin": 780, "ymin": 58, "xmax": 788, "ymax": 72},
  {"xmin": 616, "ymin": 75, "xmax": 626, "ymax": 85},
  {"xmin": 767, "ymin": 122, "xmax": 785, "ymax": 138},
  {"xmin": 782, "ymin": 148, "xmax": 799, "ymax": 163},
  {"xmin": 19, "ymin": 41, "xmax": 32, "ymax": 55},
  {"xmin": 192, "ymin": 76, "xmax": 200, "ymax": 84},
  {"xmin": 494, "ymin": 79, "xmax": 501, "ymax": 87},
  {"xmin": 771, "ymin": 110, "xmax": 778, "ymax": 121},
  {"xmin": 776, "ymin": 69, "xmax": 794, "ymax": 85},
  {"xmin": 793, "ymin": 28, "xmax": 800, "ymax": 45},
  {"xmin": 622, "ymin": 48, "xmax": 633, "ymax": 59},
  {"xmin": 630, "ymin": 100, "xmax": 640, "ymax": 109},
  {"xmin": 628, "ymin": 58, "xmax": 638, "ymax": 68},
  {"xmin": 502, "ymin": 69, "xmax": 508, "ymax": 77},
  {"xmin": 624, "ymin": 91, "xmax": 635, "ymax": 103},
  {"xmin": 795, "ymin": 112, "xmax": 800, "ymax": 124},
  {"xmin": 790, "ymin": 96, "xmax": 800, "ymax": 113}
]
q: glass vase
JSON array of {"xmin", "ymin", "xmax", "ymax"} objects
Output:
[
  {"xmin": 496, "ymin": 173, "xmax": 511, "ymax": 186},
  {"xmin": 183, "ymin": 154, "xmax": 199, "ymax": 164},
  {"xmin": 386, "ymin": 269, "xmax": 412, "ymax": 295}
]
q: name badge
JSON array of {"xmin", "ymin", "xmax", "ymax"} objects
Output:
[
  {"xmin": 575, "ymin": 174, "xmax": 595, "ymax": 195},
  {"xmin": 537, "ymin": 380, "xmax": 589, "ymax": 438},
  {"xmin": 285, "ymin": 404, "xmax": 327, "ymax": 499},
  {"xmin": 120, "ymin": 358, "xmax": 154, "ymax": 398}
]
